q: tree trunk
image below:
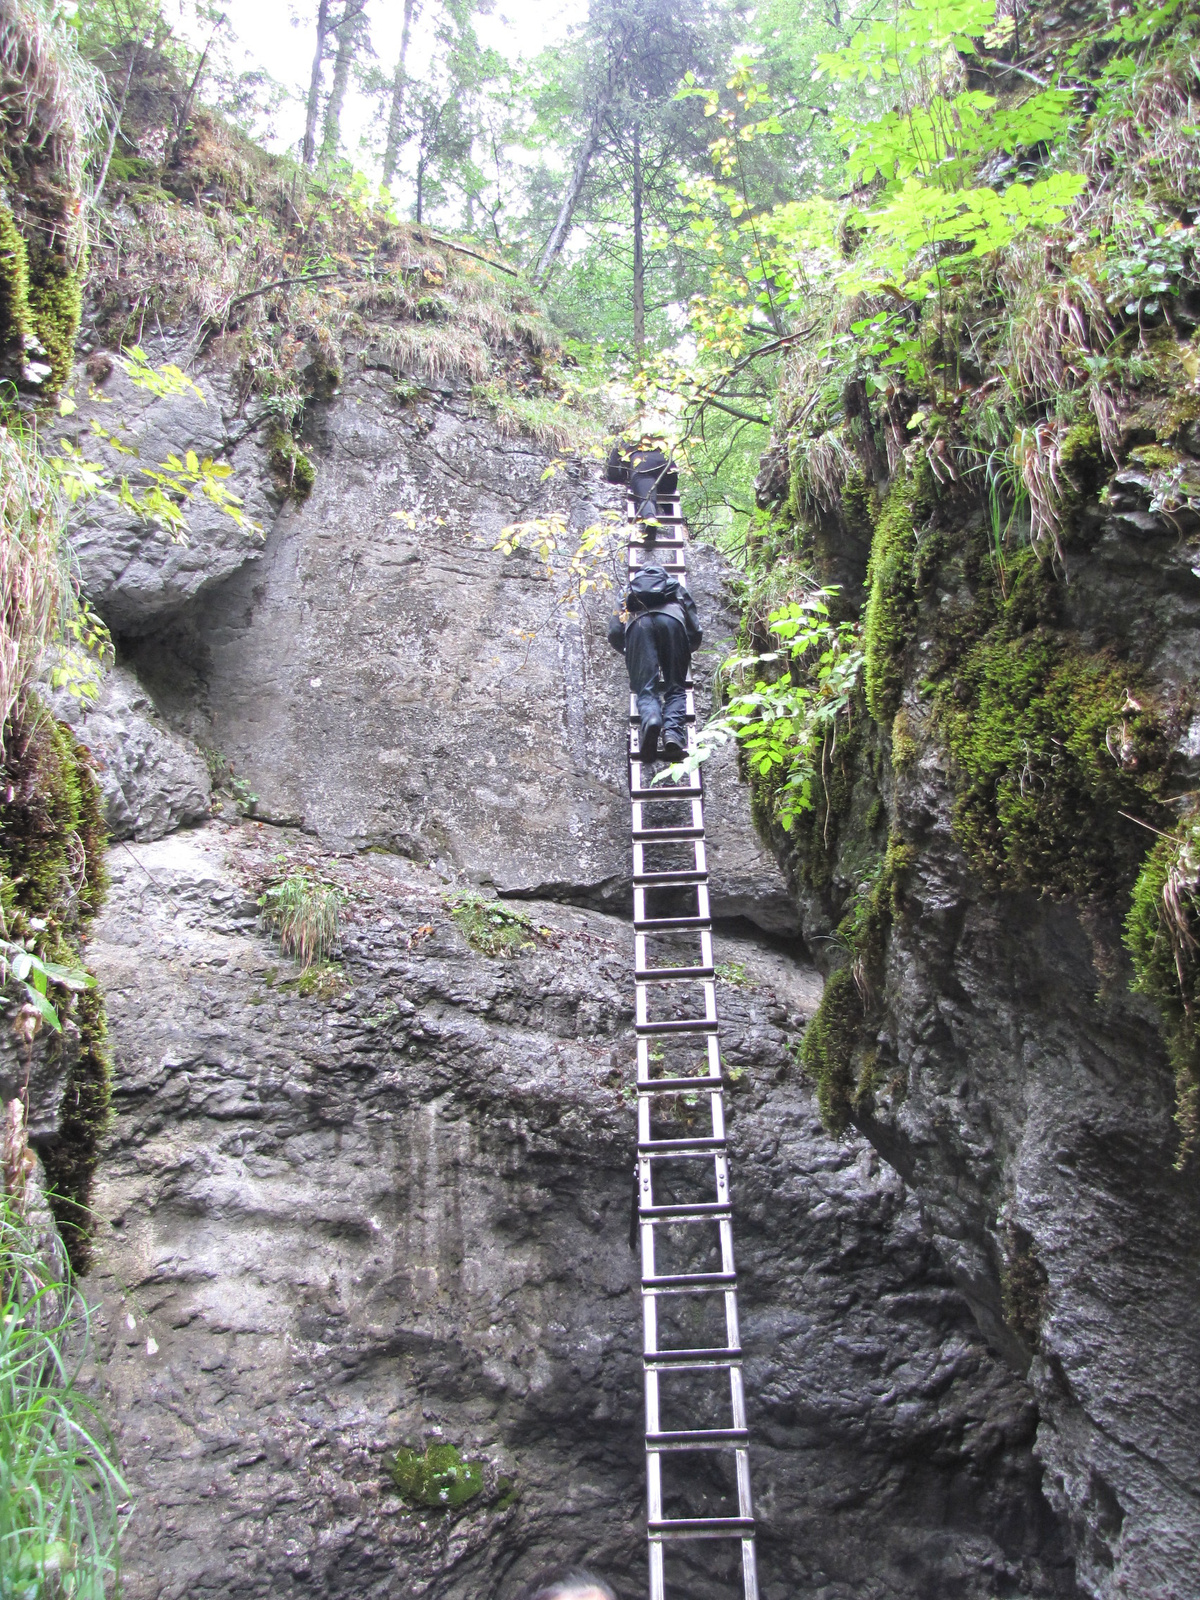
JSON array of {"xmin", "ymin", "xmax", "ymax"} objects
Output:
[
  {"xmin": 303, "ymin": 0, "xmax": 331, "ymax": 167},
  {"xmin": 382, "ymin": 0, "xmax": 416, "ymax": 185},
  {"xmin": 532, "ymin": 94, "xmax": 609, "ymax": 285},
  {"xmin": 320, "ymin": 9, "xmax": 359, "ymax": 163},
  {"xmin": 632, "ymin": 118, "xmax": 645, "ymax": 356},
  {"xmin": 415, "ymin": 160, "xmax": 424, "ymax": 223}
]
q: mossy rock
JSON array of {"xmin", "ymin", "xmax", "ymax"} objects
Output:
[
  {"xmin": 0, "ymin": 203, "xmax": 32, "ymax": 364},
  {"xmin": 448, "ymin": 891, "xmax": 537, "ymax": 957},
  {"xmin": 389, "ymin": 1444, "xmax": 485, "ymax": 1511},
  {"xmin": 799, "ymin": 834, "xmax": 912, "ymax": 1135},
  {"xmin": 25, "ymin": 239, "xmax": 83, "ymax": 396},
  {"xmin": 2, "ymin": 699, "xmax": 110, "ymax": 1269},
  {"xmin": 1124, "ymin": 820, "xmax": 1200, "ymax": 1163},
  {"xmin": 267, "ymin": 427, "xmax": 315, "ymax": 500}
]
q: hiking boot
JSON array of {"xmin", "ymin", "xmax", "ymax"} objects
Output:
[
  {"xmin": 639, "ymin": 719, "xmax": 662, "ymax": 762},
  {"xmin": 661, "ymin": 732, "xmax": 686, "ymax": 763}
]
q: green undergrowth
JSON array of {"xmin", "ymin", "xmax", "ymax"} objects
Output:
[
  {"xmin": 1, "ymin": 696, "xmax": 110, "ymax": 1271},
  {"xmin": 447, "ymin": 890, "xmax": 538, "ymax": 958},
  {"xmin": 258, "ymin": 871, "xmax": 341, "ymax": 970}
]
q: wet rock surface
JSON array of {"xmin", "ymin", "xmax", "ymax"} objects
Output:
[{"xmin": 86, "ymin": 822, "xmax": 1074, "ymax": 1600}]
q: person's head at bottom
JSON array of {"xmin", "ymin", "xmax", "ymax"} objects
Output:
[{"xmin": 519, "ymin": 1571, "xmax": 616, "ymax": 1600}]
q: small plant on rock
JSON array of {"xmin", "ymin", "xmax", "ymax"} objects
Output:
[
  {"xmin": 258, "ymin": 872, "xmax": 341, "ymax": 970},
  {"xmin": 388, "ymin": 1443, "xmax": 484, "ymax": 1511},
  {"xmin": 446, "ymin": 890, "xmax": 536, "ymax": 957}
]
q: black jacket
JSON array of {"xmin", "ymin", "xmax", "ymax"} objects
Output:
[
  {"xmin": 629, "ymin": 448, "xmax": 678, "ymax": 499},
  {"xmin": 607, "ymin": 565, "xmax": 702, "ymax": 655}
]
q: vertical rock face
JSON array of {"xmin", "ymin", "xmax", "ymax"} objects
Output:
[
  {"xmin": 119, "ymin": 366, "xmax": 796, "ymax": 930},
  {"xmin": 68, "ymin": 360, "xmax": 1079, "ymax": 1597},
  {"xmin": 86, "ymin": 825, "xmax": 1074, "ymax": 1600},
  {"xmin": 767, "ymin": 456, "xmax": 1200, "ymax": 1597}
]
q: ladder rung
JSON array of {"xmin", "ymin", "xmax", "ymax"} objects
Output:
[
  {"xmin": 635, "ymin": 1018, "xmax": 719, "ymax": 1036},
  {"xmin": 630, "ymin": 784, "xmax": 701, "ymax": 801},
  {"xmin": 639, "ymin": 1201, "xmax": 731, "ymax": 1219},
  {"xmin": 646, "ymin": 1428, "xmax": 749, "ymax": 1451},
  {"xmin": 632, "ymin": 869, "xmax": 708, "ymax": 886},
  {"xmin": 644, "ymin": 1346, "xmax": 742, "ymax": 1368},
  {"xmin": 637, "ymin": 1075, "xmax": 722, "ymax": 1093},
  {"xmin": 648, "ymin": 1517, "xmax": 756, "ymax": 1540},
  {"xmin": 631, "ymin": 826, "xmax": 704, "ymax": 842},
  {"xmin": 634, "ymin": 964, "xmax": 714, "ymax": 980},
  {"xmin": 639, "ymin": 1136, "xmax": 725, "ymax": 1154},
  {"xmin": 633, "ymin": 915, "xmax": 712, "ymax": 932},
  {"xmin": 642, "ymin": 1271, "xmax": 738, "ymax": 1290}
]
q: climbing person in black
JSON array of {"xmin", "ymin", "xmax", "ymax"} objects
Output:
[
  {"xmin": 605, "ymin": 439, "xmax": 679, "ymax": 522},
  {"xmin": 608, "ymin": 563, "xmax": 702, "ymax": 763}
]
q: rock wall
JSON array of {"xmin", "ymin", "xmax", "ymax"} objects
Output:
[
  {"xmin": 85, "ymin": 823, "xmax": 1073, "ymax": 1600},
  {"xmin": 67, "ymin": 354, "xmax": 1078, "ymax": 1597},
  {"xmin": 763, "ymin": 435, "xmax": 1200, "ymax": 1595}
]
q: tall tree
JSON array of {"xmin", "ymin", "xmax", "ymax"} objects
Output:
[
  {"xmin": 381, "ymin": 0, "xmax": 417, "ymax": 184},
  {"xmin": 302, "ymin": 0, "xmax": 331, "ymax": 166},
  {"xmin": 320, "ymin": 1, "xmax": 372, "ymax": 163}
]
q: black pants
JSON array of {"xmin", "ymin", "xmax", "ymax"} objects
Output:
[{"xmin": 626, "ymin": 612, "xmax": 690, "ymax": 742}]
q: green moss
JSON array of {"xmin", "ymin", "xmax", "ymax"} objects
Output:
[
  {"xmin": 799, "ymin": 834, "xmax": 911, "ymax": 1135},
  {"xmin": 448, "ymin": 890, "xmax": 536, "ymax": 957},
  {"xmin": 0, "ymin": 203, "xmax": 32, "ymax": 360},
  {"xmin": 267, "ymin": 427, "xmax": 315, "ymax": 500},
  {"xmin": 25, "ymin": 242, "xmax": 82, "ymax": 396},
  {"xmin": 41, "ymin": 983, "xmax": 111, "ymax": 1273},
  {"xmin": 863, "ymin": 476, "xmax": 919, "ymax": 726},
  {"xmin": 1056, "ymin": 417, "xmax": 1104, "ymax": 544},
  {"xmin": 1130, "ymin": 443, "xmax": 1183, "ymax": 471},
  {"xmin": 1, "ymin": 712, "xmax": 90, "ymax": 915},
  {"xmin": 1, "ymin": 701, "xmax": 110, "ymax": 1268},
  {"xmin": 890, "ymin": 708, "xmax": 918, "ymax": 773},
  {"xmin": 389, "ymin": 1444, "xmax": 484, "ymax": 1511},
  {"xmin": 932, "ymin": 553, "xmax": 1169, "ymax": 896},
  {"xmin": 1124, "ymin": 819, "xmax": 1200, "ymax": 1164}
]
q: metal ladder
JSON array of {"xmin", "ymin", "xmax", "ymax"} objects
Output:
[{"xmin": 625, "ymin": 491, "xmax": 759, "ymax": 1600}]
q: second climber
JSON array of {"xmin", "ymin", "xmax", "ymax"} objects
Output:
[{"xmin": 607, "ymin": 563, "xmax": 702, "ymax": 763}]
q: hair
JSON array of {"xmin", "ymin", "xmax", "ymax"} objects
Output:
[{"xmin": 519, "ymin": 1571, "xmax": 617, "ymax": 1600}]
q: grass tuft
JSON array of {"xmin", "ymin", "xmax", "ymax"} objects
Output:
[
  {"xmin": 258, "ymin": 872, "xmax": 341, "ymax": 969},
  {"xmin": 0, "ymin": 1194, "xmax": 126, "ymax": 1594}
]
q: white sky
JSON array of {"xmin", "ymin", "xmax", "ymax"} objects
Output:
[{"xmin": 175, "ymin": 0, "xmax": 587, "ymax": 182}]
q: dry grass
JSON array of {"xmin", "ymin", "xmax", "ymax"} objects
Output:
[
  {"xmin": 788, "ymin": 425, "xmax": 858, "ymax": 514},
  {"xmin": 0, "ymin": 424, "xmax": 63, "ymax": 759},
  {"xmin": 367, "ymin": 321, "xmax": 493, "ymax": 383},
  {"xmin": 0, "ymin": 0, "xmax": 102, "ymax": 220}
]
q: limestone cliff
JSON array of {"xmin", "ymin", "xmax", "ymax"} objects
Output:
[{"xmin": 62, "ymin": 346, "xmax": 1076, "ymax": 1598}]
